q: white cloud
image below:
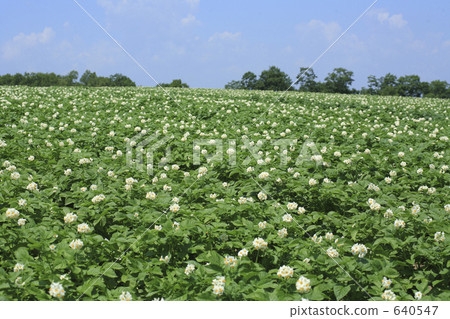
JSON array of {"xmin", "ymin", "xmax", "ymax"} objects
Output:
[
  {"xmin": 208, "ymin": 31, "xmax": 241, "ymax": 42},
  {"xmin": 181, "ymin": 14, "xmax": 199, "ymax": 26},
  {"xmin": 375, "ymin": 10, "xmax": 407, "ymax": 28},
  {"xmin": 2, "ymin": 27, "xmax": 55, "ymax": 59},
  {"xmin": 297, "ymin": 20, "xmax": 341, "ymax": 42}
]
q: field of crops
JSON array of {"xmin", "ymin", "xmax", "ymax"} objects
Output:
[{"xmin": 0, "ymin": 86, "xmax": 448, "ymax": 301}]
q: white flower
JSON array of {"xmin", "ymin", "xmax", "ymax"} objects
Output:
[
  {"xmin": 169, "ymin": 203, "xmax": 180, "ymax": 213},
  {"xmin": 308, "ymin": 178, "xmax": 317, "ymax": 186},
  {"xmin": 311, "ymin": 233, "xmax": 322, "ymax": 243},
  {"xmin": 258, "ymin": 221, "xmax": 267, "ymax": 229},
  {"xmin": 253, "ymin": 237, "xmax": 268, "ymax": 250},
  {"xmin": 91, "ymin": 194, "xmax": 105, "ymax": 204},
  {"xmin": 146, "ymin": 192, "xmax": 157, "ymax": 200},
  {"xmin": 298, "ymin": 207, "xmax": 306, "ymax": 214},
  {"xmin": 282, "ymin": 214, "xmax": 293, "ymax": 223},
  {"xmin": 287, "ymin": 202, "xmax": 298, "ymax": 210},
  {"xmin": 77, "ymin": 223, "xmax": 91, "ymax": 233},
  {"xmin": 257, "ymin": 192, "xmax": 267, "ymax": 201},
  {"xmin": 238, "ymin": 248, "xmax": 248, "ymax": 258},
  {"xmin": 326, "ymin": 247, "xmax": 339, "ymax": 258},
  {"xmin": 11, "ymin": 172, "xmax": 20, "ymax": 180},
  {"xmin": 277, "ymin": 265, "xmax": 294, "ymax": 278},
  {"xmin": 172, "ymin": 221, "xmax": 180, "ymax": 231},
  {"xmin": 411, "ymin": 205, "xmax": 420, "ymax": 216},
  {"xmin": 325, "ymin": 232, "xmax": 334, "ymax": 240},
  {"xmin": 278, "ymin": 228, "xmax": 288, "ymax": 238},
  {"xmin": 394, "ymin": 219, "xmax": 405, "ymax": 229},
  {"xmin": 18, "ymin": 199, "xmax": 27, "ymax": 206},
  {"xmin": 119, "ymin": 291, "xmax": 132, "ymax": 301},
  {"xmin": 160, "ymin": 256, "xmax": 170, "ymax": 263},
  {"xmin": 414, "ymin": 291, "xmax": 422, "ymax": 300},
  {"xmin": 224, "ymin": 256, "xmax": 237, "ymax": 268},
  {"xmin": 14, "ymin": 263, "xmax": 24, "ymax": 272},
  {"xmin": 17, "ymin": 218, "xmax": 27, "ymax": 226},
  {"xmin": 351, "ymin": 243, "xmax": 368, "ymax": 258},
  {"xmin": 384, "ymin": 209, "xmax": 393, "ymax": 218},
  {"xmin": 154, "ymin": 225, "xmax": 162, "ymax": 231},
  {"xmin": 163, "ymin": 184, "xmax": 172, "ymax": 191},
  {"xmin": 382, "ymin": 277, "xmax": 392, "ymax": 288},
  {"xmin": 398, "ymin": 152, "xmax": 405, "ymax": 158},
  {"xmin": 5, "ymin": 208, "xmax": 20, "ymax": 219},
  {"xmin": 210, "ymin": 193, "xmax": 217, "ymax": 199},
  {"xmin": 212, "ymin": 276, "xmax": 225, "ymax": 296},
  {"xmin": 49, "ymin": 282, "xmax": 65, "ymax": 298},
  {"xmin": 69, "ymin": 239, "xmax": 83, "ymax": 249},
  {"xmin": 64, "ymin": 212, "xmax": 77, "ymax": 224},
  {"xmin": 382, "ymin": 289, "xmax": 396, "ymax": 300},
  {"xmin": 296, "ymin": 276, "xmax": 311, "ymax": 294},
  {"xmin": 185, "ymin": 264, "xmax": 196, "ymax": 276},
  {"xmin": 434, "ymin": 232, "xmax": 445, "ymax": 242},
  {"xmin": 26, "ymin": 182, "xmax": 38, "ymax": 191},
  {"xmin": 258, "ymin": 172, "xmax": 269, "ymax": 179},
  {"xmin": 80, "ymin": 187, "xmax": 87, "ymax": 192},
  {"xmin": 64, "ymin": 169, "xmax": 72, "ymax": 176}
]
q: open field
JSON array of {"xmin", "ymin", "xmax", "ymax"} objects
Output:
[{"xmin": 0, "ymin": 86, "xmax": 448, "ymax": 301}]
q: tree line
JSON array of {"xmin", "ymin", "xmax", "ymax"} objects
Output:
[
  {"xmin": 225, "ymin": 66, "xmax": 450, "ymax": 99},
  {"xmin": 0, "ymin": 70, "xmax": 136, "ymax": 87}
]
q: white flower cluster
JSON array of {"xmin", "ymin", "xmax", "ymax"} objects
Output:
[
  {"xmin": 5, "ymin": 208, "xmax": 20, "ymax": 219},
  {"xmin": 258, "ymin": 221, "xmax": 267, "ymax": 229},
  {"xmin": 49, "ymin": 282, "xmax": 65, "ymax": 298},
  {"xmin": 77, "ymin": 223, "xmax": 91, "ymax": 233},
  {"xmin": 184, "ymin": 264, "xmax": 196, "ymax": 276},
  {"xmin": 119, "ymin": 291, "xmax": 132, "ymax": 301},
  {"xmin": 91, "ymin": 194, "xmax": 105, "ymax": 204},
  {"xmin": 434, "ymin": 232, "xmax": 445, "ymax": 242},
  {"xmin": 212, "ymin": 276, "xmax": 226, "ymax": 296},
  {"xmin": 382, "ymin": 277, "xmax": 392, "ymax": 288},
  {"xmin": 78, "ymin": 158, "xmax": 93, "ymax": 165},
  {"xmin": 287, "ymin": 202, "xmax": 298, "ymax": 210},
  {"xmin": 367, "ymin": 183, "xmax": 380, "ymax": 191},
  {"xmin": 277, "ymin": 265, "xmax": 294, "ymax": 278},
  {"xmin": 257, "ymin": 192, "xmax": 267, "ymax": 201},
  {"xmin": 64, "ymin": 212, "xmax": 77, "ymax": 224},
  {"xmin": 146, "ymin": 191, "xmax": 157, "ymax": 200},
  {"xmin": 394, "ymin": 219, "xmax": 405, "ymax": 229},
  {"xmin": 351, "ymin": 243, "xmax": 368, "ymax": 258},
  {"xmin": 382, "ymin": 289, "xmax": 396, "ymax": 300},
  {"xmin": 253, "ymin": 237, "xmax": 268, "ymax": 250},
  {"xmin": 224, "ymin": 256, "xmax": 237, "ymax": 268},
  {"xmin": 69, "ymin": 239, "xmax": 83, "ymax": 249},
  {"xmin": 238, "ymin": 248, "xmax": 248, "ymax": 258},
  {"xmin": 277, "ymin": 228, "xmax": 288, "ymax": 238},
  {"xmin": 326, "ymin": 247, "xmax": 339, "ymax": 258},
  {"xmin": 367, "ymin": 198, "xmax": 381, "ymax": 211},
  {"xmin": 296, "ymin": 276, "xmax": 311, "ymax": 294}
]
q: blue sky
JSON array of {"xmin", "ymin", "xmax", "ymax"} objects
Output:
[{"xmin": 1, "ymin": 0, "xmax": 449, "ymax": 89}]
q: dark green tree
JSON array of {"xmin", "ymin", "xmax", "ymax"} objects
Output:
[
  {"xmin": 80, "ymin": 70, "xmax": 97, "ymax": 86},
  {"xmin": 256, "ymin": 66, "xmax": 292, "ymax": 91},
  {"xmin": 109, "ymin": 73, "xmax": 136, "ymax": 87},
  {"xmin": 241, "ymin": 71, "xmax": 258, "ymax": 90},
  {"xmin": 296, "ymin": 67, "xmax": 319, "ymax": 92},
  {"xmin": 426, "ymin": 80, "xmax": 450, "ymax": 99},
  {"xmin": 224, "ymin": 80, "xmax": 243, "ymax": 90},
  {"xmin": 324, "ymin": 67, "xmax": 354, "ymax": 94},
  {"xmin": 378, "ymin": 73, "xmax": 398, "ymax": 96},
  {"xmin": 397, "ymin": 75, "xmax": 423, "ymax": 97}
]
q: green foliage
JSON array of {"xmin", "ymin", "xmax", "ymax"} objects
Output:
[
  {"xmin": 0, "ymin": 86, "xmax": 448, "ymax": 301},
  {"xmin": 0, "ymin": 70, "xmax": 135, "ymax": 87},
  {"xmin": 159, "ymin": 79, "xmax": 189, "ymax": 88}
]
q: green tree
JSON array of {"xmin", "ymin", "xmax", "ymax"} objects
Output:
[
  {"xmin": 109, "ymin": 73, "xmax": 136, "ymax": 87},
  {"xmin": 324, "ymin": 67, "xmax": 354, "ymax": 94},
  {"xmin": 224, "ymin": 80, "xmax": 243, "ymax": 90},
  {"xmin": 379, "ymin": 73, "xmax": 398, "ymax": 96},
  {"xmin": 397, "ymin": 75, "xmax": 423, "ymax": 97},
  {"xmin": 241, "ymin": 71, "xmax": 258, "ymax": 90},
  {"xmin": 256, "ymin": 66, "xmax": 292, "ymax": 91},
  {"xmin": 80, "ymin": 70, "xmax": 97, "ymax": 86},
  {"xmin": 159, "ymin": 79, "xmax": 189, "ymax": 88},
  {"xmin": 296, "ymin": 67, "xmax": 319, "ymax": 92},
  {"xmin": 426, "ymin": 80, "xmax": 450, "ymax": 99},
  {"xmin": 366, "ymin": 75, "xmax": 381, "ymax": 95}
]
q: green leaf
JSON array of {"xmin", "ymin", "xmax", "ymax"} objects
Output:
[{"xmin": 334, "ymin": 285, "xmax": 351, "ymax": 300}]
